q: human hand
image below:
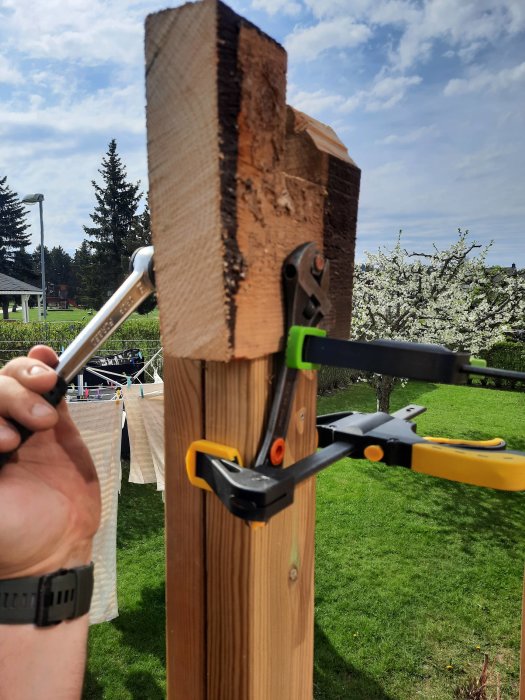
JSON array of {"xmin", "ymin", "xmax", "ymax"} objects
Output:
[{"xmin": 0, "ymin": 345, "xmax": 100, "ymax": 579}]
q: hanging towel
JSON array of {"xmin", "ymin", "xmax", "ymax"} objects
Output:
[
  {"xmin": 141, "ymin": 394, "xmax": 165, "ymax": 491},
  {"xmin": 122, "ymin": 383, "xmax": 163, "ymax": 484},
  {"xmin": 68, "ymin": 400, "xmax": 123, "ymax": 625}
]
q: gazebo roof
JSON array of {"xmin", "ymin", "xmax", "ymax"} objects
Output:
[{"xmin": 0, "ymin": 272, "xmax": 42, "ymax": 295}]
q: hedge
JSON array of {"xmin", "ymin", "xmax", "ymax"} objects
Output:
[
  {"xmin": 0, "ymin": 318, "xmax": 161, "ymax": 367},
  {"xmin": 477, "ymin": 341, "xmax": 525, "ymax": 391}
]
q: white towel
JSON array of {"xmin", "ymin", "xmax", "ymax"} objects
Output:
[
  {"xmin": 141, "ymin": 394, "xmax": 165, "ymax": 491},
  {"xmin": 68, "ymin": 400, "xmax": 123, "ymax": 625},
  {"xmin": 122, "ymin": 384, "xmax": 163, "ymax": 484}
]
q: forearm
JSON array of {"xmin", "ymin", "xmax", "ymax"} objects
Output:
[{"xmin": 0, "ymin": 616, "xmax": 89, "ymax": 700}]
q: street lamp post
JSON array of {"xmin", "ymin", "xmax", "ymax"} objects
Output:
[{"xmin": 22, "ymin": 193, "xmax": 46, "ymax": 322}]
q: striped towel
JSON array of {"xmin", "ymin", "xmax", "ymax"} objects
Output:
[{"xmin": 68, "ymin": 400, "xmax": 123, "ymax": 625}]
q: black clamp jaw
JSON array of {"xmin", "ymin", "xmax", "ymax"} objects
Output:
[{"xmin": 191, "ymin": 440, "xmax": 353, "ymax": 523}]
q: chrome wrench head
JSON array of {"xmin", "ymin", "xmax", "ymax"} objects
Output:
[{"xmin": 55, "ymin": 246, "xmax": 155, "ymax": 384}]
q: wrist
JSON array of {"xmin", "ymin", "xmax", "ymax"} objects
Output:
[{"xmin": 0, "ymin": 538, "xmax": 94, "ymax": 581}]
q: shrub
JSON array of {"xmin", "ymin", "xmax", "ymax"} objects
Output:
[
  {"xmin": 478, "ymin": 341, "xmax": 525, "ymax": 391},
  {"xmin": 0, "ymin": 318, "xmax": 161, "ymax": 367}
]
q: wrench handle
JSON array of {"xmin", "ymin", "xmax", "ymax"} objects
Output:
[{"xmin": 0, "ymin": 375, "xmax": 68, "ymax": 468}]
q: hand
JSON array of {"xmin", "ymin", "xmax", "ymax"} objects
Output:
[{"xmin": 0, "ymin": 346, "xmax": 100, "ymax": 579}]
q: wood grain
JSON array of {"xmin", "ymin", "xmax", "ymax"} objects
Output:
[
  {"xmin": 163, "ymin": 358, "xmax": 206, "ymax": 700},
  {"xmin": 285, "ymin": 107, "xmax": 361, "ymax": 338}
]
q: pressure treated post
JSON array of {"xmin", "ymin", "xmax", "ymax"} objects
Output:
[{"xmin": 145, "ymin": 2, "xmax": 360, "ymax": 698}]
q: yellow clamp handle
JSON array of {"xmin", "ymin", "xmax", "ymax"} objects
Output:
[
  {"xmin": 412, "ymin": 443, "xmax": 525, "ymax": 491},
  {"xmin": 423, "ymin": 436, "xmax": 506, "ymax": 449}
]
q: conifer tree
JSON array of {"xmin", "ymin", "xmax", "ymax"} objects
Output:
[
  {"xmin": 123, "ymin": 194, "xmax": 156, "ymax": 314},
  {"xmin": 11, "ymin": 247, "xmax": 36, "ymax": 285},
  {"xmin": 84, "ymin": 139, "xmax": 142, "ymax": 307},
  {"xmin": 0, "ymin": 176, "xmax": 31, "ymax": 318},
  {"xmin": 0, "ymin": 176, "xmax": 31, "ymax": 274},
  {"xmin": 73, "ymin": 241, "xmax": 96, "ymax": 308}
]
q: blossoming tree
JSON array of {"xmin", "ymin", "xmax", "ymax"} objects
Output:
[{"xmin": 351, "ymin": 230, "xmax": 525, "ymax": 412}]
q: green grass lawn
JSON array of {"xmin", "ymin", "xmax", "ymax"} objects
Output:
[
  {"xmin": 84, "ymin": 381, "xmax": 525, "ymax": 699},
  {"xmin": 3, "ymin": 307, "xmax": 159, "ymax": 323}
]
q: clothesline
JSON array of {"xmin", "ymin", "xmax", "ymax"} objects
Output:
[
  {"xmin": 71, "ymin": 348, "xmax": 164, "ymax": 392},
  {"xmin": 68, "ymin": 381, "xmax": 166, "ymax": 624}
]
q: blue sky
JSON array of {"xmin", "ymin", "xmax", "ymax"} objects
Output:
[{"xmin": 0, "ymin": 0, "xmax": 523, "ymax": 265}]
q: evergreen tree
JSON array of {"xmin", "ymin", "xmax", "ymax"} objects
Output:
[
  {"xmin": 0, "ymin": 176, "xmax": 31, "ymax": 318},
  {"xmin": 124, "ymin": 194, "xmax": 151, "ymax": 255},
  {"xmin": 11, "ymin": 247, "xmax": 36, "ymax": 285},
  {"xmin": 0, "ymin": 176, "xmax": 31, "ymax": 274},
  {"xmin": 124, "ymin": 195, "xmax": 156, "ymax": 314},
  {"xmin": 47, "ymin": 246, "xmax": 74, "ymax": 288},
  {"xmin": 31, "ymin": 245, "xmax": 51, "ymax": 285},
  {"xmin": 84, "ymin": 139, "xmax": 142, "ymax": 307},
  {"xmin": 73, "ymin": 241, "xmax": 96, "ymax": 308}
]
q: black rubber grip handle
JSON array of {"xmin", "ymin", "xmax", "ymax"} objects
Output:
[{"xmin": 0, "ymin": 375, "xmax": 68, "ymax": 468}]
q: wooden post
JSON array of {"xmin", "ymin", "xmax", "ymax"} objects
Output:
[{"xmin": 145, "ymin": 2, "xmax": 360, "ymax": 697}]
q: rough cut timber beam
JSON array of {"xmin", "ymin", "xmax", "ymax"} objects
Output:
[
  {"xmin": 285, "ymin": 107, "xmax": 361, "ymax": 338},
  {"xmin": 145, "ymin": 1, "xmax": 360, "ymax": 698}
]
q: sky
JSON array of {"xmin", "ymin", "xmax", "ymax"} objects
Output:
[{"xmin": 0, "ymin": 0, "xmax": 523, "ymax": 265}]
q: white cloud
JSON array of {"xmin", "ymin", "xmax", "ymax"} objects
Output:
[
  {"xmin": 444, "ymin": 61, "xmax": 525, "ymax": 96},
  {"xmin": 378, "ymin": 124, "xmax": 438, "ymax": 145},
  {"xmin": 252, "ymin": 0, "xmax": 302, "ymax": 16},
  {"xmin": 339, "ymin": 74, "xmax": 422, "ymax": 113},
  {"xmin": 0, "ymin": 85, "xmax": 145, "ymax": 136},
  {"xmin": 390, "ymin": 0, "xmax": 525, "ymax": 71},
  {"xmin": 303, "ymin": 0, "xmax": 375, "ymax": 20},
  {"xmin": 0, "ymin": 0, "xmax": 165, "ymax": 67},
  {"xmin": 0, "ymin": 55, "xmax": 21, "ymax": 84},
  {"xmin": 366, "ymin": 74, "xmax": 422, "ymax": 110},
  {"xmin": 303, "ymin": 0, "xmax": 525, "ymax": 73},
  {"xmin": 457, "ymin": 41, "xmax": 484, "ymax": 63},
  {"xmin": 288, "ymin": 72, "xmax": 421, "ymax": 118},
  {"xmin": 287, "ymin": 87, "xmax": 345, "ymax": 114},
  {"xmin": 285, "ymin": 17, "xmax": 371, "ymax": 61}
]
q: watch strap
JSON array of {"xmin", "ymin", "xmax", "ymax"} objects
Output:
[{"xmin": 0, "ymin": 563, "xmax": 94, "ymax": 627}]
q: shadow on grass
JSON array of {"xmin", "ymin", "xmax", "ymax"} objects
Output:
[
  {"xmin": 388, "ymin": 380, "xmax": 440, "ymax": 411},
  {"xmin": 314, "ymin": 621, "xmax": 394, "ymax": 700},
  {"xmin": 112, "ymin": 582, "xmax": 166, "ymax": 662},
  {"xmin": 363, "ymin": 459, "xmax": 525, "ymax": 555},
  {"xmin": 82, "ymin": 669, "xmax": 105, "ymax": 699},
  {"xmin": 117, "ymin": 463, "xmax": 165, "ymax": 550},
  {"xmin": 124, "ymin": 671, "xmax": 165, "ymax": 700}
]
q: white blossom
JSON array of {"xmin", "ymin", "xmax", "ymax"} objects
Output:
[{"xmin": 351, "ymin": 230, "xmax": 525, "ymax": 411}]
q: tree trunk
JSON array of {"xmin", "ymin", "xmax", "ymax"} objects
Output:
[
  {"xmin": 1, "ymin": 296, "xmax": 9, "ymax": 320},
  {"xmin": 376, "ymin": 375, "xmax": 396, "ymax": 413}
]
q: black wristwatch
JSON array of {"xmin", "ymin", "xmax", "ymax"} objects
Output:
[{"xmin": 0, "ymin": 563, "xmax": 94, "ymax": 627}]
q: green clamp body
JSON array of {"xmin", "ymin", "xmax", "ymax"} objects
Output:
[{"xmin": 286, "ymin": 326, "xmax": 327, "ymax": 370}]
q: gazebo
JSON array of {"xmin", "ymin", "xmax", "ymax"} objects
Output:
[{"xmin": 0, "ymin": 273, "xmax": 43, "ymax": 323}]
